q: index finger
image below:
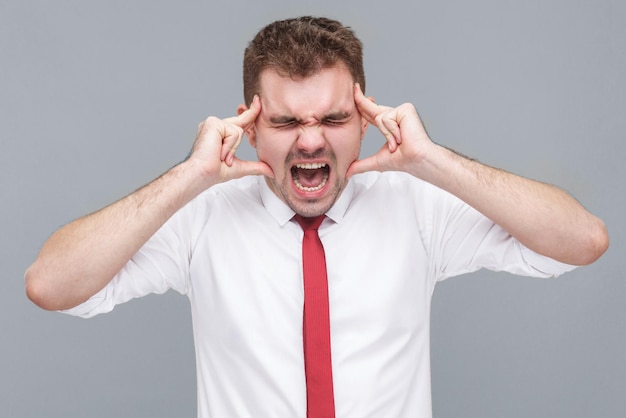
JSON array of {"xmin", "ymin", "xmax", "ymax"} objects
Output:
[
  {"xmin": 354, "ymin": 83, "xmax": 401, "ymax": 151},
  {"xmin": 354, "ymin": 83, "xmax": 380, "ymax": 124},
  {"xmin": 227, "ymin": 95, "xmax": 262, "ymax": 129}
]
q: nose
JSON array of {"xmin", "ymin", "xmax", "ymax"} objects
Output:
[{"xmin": 296, "ymin": 124, "xmax": 326, "ymax": 154}]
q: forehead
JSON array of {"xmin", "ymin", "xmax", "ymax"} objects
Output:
[{"xmin": 258, "ymin": 64, "xmax": 355, "ymax": 119}]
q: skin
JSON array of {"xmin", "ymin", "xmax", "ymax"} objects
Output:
[
  {"xmin": 25, "ymin": 63, "xmax": 609, "ymax": 311},
  {"xmin": 240, "ymin": 65, "xmax": 368, "ymax": 217}
]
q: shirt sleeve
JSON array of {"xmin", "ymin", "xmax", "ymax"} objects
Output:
[
  {"xmin": 61, "ymin": 198, "xmax": 203, "ymax": 318},
  {"xmin": 420, "ymin": 182, "xmax": 576, "ymax": 282}
]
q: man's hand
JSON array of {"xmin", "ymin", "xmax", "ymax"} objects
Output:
[
  {"xmin": 188, "ymin": 95, "xmax": 273, "ymax": 187},
  {"xmin": 347, "ymin": 83, "xmax": 434, "ymax": 178}
]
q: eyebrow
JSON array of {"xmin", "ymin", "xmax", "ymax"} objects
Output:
[
  {"xmin": 268, "ymin": 111, "xmax": 352, "ymax": 125},
  {"xmin": 322, "ymin": 111, "xmax": 352, "ymax": 121},
  {"xmin": 268, "ymin": 115, "xmax": 299, "ymax": 125}
]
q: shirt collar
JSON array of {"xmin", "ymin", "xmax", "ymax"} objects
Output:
[
  {"xmin": 258, "ymin": 176, "xmax": 355, "ymax": 226},
  {"xmin": 325, "ymin": 178, "xmax": 354, "ymax": 224}
]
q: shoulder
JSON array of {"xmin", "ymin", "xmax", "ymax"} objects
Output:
[
  {"xmin": 350, "ymin": 171, "xmax": 451, "ymax": 201},
  {"xmin": 193, "ymin": 176, "xmax": 264, "ymax": 207},
  {"xmin": 346, "ymin": 171, "xmax": 470, "ymax": 228},
  {"xmin": 169, "ymin": 176, "xmax": 265, "ymax": 228}
]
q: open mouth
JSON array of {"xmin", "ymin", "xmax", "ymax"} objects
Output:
[{"xmin": 291, "ymin": 162, "xmax": 329, "ymax": 192}]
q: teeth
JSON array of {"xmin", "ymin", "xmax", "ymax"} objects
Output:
[
  {"xmin": 294, "ymin": 171, "xmax": 329, "ymax": 192},
  {"xmin": 295, "ymin": 162, "xmax": 327, "ymax": 170}
]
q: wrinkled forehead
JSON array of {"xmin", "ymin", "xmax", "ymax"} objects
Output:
[{"xmin": 258, "ymin": 65, "xmax": 356, "ymax": 120}]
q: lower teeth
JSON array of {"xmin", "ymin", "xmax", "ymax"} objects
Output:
[{"xmin": 294, "ymin": 172, "xmax": 328, "ymax": 192}]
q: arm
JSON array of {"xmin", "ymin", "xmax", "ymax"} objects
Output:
[
  {"xmin": 349, "ymin": 84, "xmax": 608, "ymax": 266},
  {"xmin": 25, "ymin": 96, "xmax": 272, "ymax": 311}
]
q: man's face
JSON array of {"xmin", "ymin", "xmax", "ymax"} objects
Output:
[{"xmin": 248, "ymin": 64, "xmax": 368, "ymax": 217}]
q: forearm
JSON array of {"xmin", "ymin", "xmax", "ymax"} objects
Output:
[
  {"xmin": 352, "ymin": 88, "xmax": 608, "ymax": 264},
  {"xmin": 412, "ymin": 143, "xmax": 609, "ymax": 265},
  {"xmin": 25, "ymin": 160, "xmax": 209, "ymax": 311}
]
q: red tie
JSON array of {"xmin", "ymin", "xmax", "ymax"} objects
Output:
[{"xmin": 295, "ymin": 215, "xmax": 335, "ymax": 418}]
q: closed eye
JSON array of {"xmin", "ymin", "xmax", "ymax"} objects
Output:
[
  {"xmin": 323, "ymin": 119, "xmax": 347, "ymax": 126},
  {"xmin": 269, "ymin": 116, "xmax": 299, "ymax": 129},
  {"xmin": 268, "ymin": 112, "xmax": 351, "ymax": 128},
  {"xmin": 269, "ymin": 121, "xmax": 298, "ymax": 130},
  {"xmin": 322, "ymin": 111, "xmax": 352, "ymax": 126}
]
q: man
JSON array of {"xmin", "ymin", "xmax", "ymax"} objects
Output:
[{"xmin": 25, "ymin": 16, "xmax": 608, "ymax": 418}]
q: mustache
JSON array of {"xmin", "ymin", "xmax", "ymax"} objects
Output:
[{"xmin": 287, "ymin": 149, "xmax": 333, "ymax": 162}]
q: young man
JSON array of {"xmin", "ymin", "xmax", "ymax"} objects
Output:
[{"xmin": 26, "ymin": 16, "xmax": 608, "ymax": 418}]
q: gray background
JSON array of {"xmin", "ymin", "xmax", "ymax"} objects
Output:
[{"xmin": 2, "ymin": 0, "xmax": 624, "ymax": 417}]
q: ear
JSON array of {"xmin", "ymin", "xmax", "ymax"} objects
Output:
[{"xmin": 237, "ymin": 103, "xmax": 257, "ymax": 147}]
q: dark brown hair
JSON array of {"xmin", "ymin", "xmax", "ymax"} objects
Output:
[{"xmin": 243, "ymin": 16, "xmax": 365, "ymax": 105}]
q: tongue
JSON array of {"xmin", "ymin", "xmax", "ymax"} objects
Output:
[{"xmin": 296, "ymin": 168, "xmax": 325, "ymax": 188}]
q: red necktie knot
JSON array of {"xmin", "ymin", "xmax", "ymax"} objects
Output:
[{"xmin": 294, "ymin": 214, "xmax": 325, "ymax": 231}]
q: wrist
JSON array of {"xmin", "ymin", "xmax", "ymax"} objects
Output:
[
  {"xmin": 405, "ymin": 142, "xmax": 454, "ymax": 185},
  {"xmin": 167, "ymin": 159, "xmax": 218, "ymax": 201}
]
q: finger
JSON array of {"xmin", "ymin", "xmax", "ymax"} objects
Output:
[
  {"xmin": 346, "ymin": 155, "xmax": 381, "ymax": 178},
  {"xmin": 220, "ymin": 124, "xmax": 244, "ymax": 165},
  {"xmin": 371, "ymin": 110, "xmax": 401, "ymax": 152},
  {"xmin": 355, "ymin": 84, "xmax": 399, "ymax": 151},
  {"xmin": 381, "ymin": 114, "xmax": 402, "ymax": 149},
  {"xmin": 220, "ymin": 97, "xmax": 261, "ymax": 166},
  {"xmin": 230, "ymin": 158, "xmax": 274, "ymax": 179},
  {"xmin": 227, "ymin": 95, "xmax": 261, "ymax": 130},
  {"xmin": 354, "ymin": 83, "xmax": 379, "ymax": 125},
  {"xmin": 226, "ymin": 144, "xmax": 239, "ymax": 166}
]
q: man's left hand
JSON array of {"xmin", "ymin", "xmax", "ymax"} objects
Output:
[{"xmin": 348, "ymin": 83, "xmax": 434, "ymax": 178}]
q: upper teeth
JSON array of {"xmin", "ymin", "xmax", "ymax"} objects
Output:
[{"xmin": 295, "ymin": 163, "xmax": 327, "ymax": 169}]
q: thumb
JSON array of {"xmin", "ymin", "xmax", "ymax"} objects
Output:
[
  {"xmin": 346, "ymin": 155, "xmax": 380, "ymax": 178},
  {"xmin": 230, "ymin": 159, "xmax": 274, "ymax": 179}
]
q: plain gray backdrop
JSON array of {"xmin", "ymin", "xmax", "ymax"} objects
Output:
[{"xmin": 2, "ymin": 0, "xmax": 624, "ymax": 417}]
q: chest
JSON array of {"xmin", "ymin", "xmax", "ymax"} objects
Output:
[{"xmin": 187, "ymin": 215, "xmax": 433, "ymax": 342}]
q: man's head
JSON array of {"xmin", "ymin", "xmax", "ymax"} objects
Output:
[
  {"xmin": 240, "ymin": 17, "xmax": 369, "ymax": 218},
  {"xmin": 243, "ymin": 16, "xmax": 365, "ymax": 106}
]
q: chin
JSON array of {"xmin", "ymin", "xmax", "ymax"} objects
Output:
[
  {"xmin": 286, "ymin": 199, "xmax": 328, "ymax": 218},
  {"xmin": 288, "ymin": 187, "xmax": 344, "ymax": 217}
]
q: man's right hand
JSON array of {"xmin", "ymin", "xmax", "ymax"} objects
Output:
[{"xmin": 187, "ymin": 95, "xmax": 273, "ymax": 188}]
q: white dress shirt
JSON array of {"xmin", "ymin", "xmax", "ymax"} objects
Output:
[{"xmin": 64, "ymin": 171, "xmax": 574, "ymax": 418}]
